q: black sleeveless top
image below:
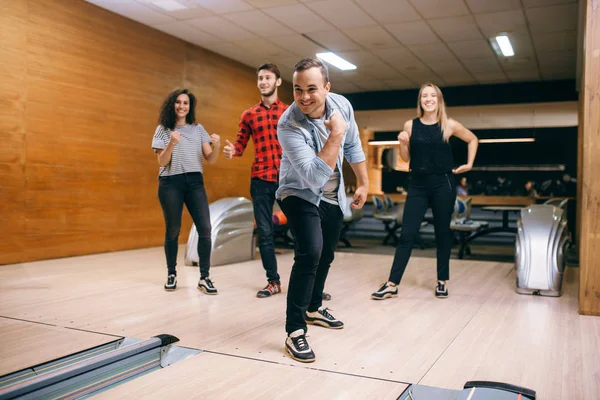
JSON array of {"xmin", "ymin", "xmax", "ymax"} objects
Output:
[{"xmin": 409, "ymin": 118, "xmax": 454, "ymax": 174}]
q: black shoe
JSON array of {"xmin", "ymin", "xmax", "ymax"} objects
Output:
[
  {"xmin": 164, "ymin": 274, "xmax": 177, "ymax": 291},
  {"xmin": 305, "ymin": 307, "xmax": 344, "ymax": 329},
  {"xmin": 435, "ymin": 282, "xmax": 448, "ymax": 298},
  {"xmin": 322, "ymin": 292, "xmax": 332, "ymax": 301},
  {"xmin": 371, "ymin": 282, "xmax": 398, "ymax": 300},
  {"xmin": 198, "ymin": 278, "xmax": 218, "ymax": 295},
  {"xmin": 285, "ymin": 329, "xmax": 315, "ymax": 363}
]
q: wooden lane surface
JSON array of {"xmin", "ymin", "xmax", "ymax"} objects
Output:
[{"xmin": 0, "ymin": 317, "xmax": 119, "ymax": 376}]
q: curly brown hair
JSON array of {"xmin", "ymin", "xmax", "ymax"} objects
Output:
[{"xmin": 158, "ymin": 89, "xmax": 197, "ymax": 130}]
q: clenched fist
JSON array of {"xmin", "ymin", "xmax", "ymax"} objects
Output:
[
  {"xmin": 324, "ymin": 112, "xmax": 347, "ymax": 137},
  {"xmin": 397, "ymin": 131, "xmax": 410, "ymax": 146},
  {"xmin": 210, "ymin": 133, "xmax": 220, "ymax": 148},
  {"xmin": 169, "ymin": 130, "xmax": 181, "ymax": 145}
]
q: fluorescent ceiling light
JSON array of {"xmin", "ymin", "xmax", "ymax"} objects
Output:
[
  {"xmin": 153, "ymin": 0, "xmax": 187, "ymax": 11},
  {"xmin": 479, "ymin": 138, "xmax": 535, "ymax": 143},
  {"xmin": 316, "ymin": 52, "xmax": 357, "ymax": 71},
  {"xmin": 368, "ymin": 141, "xmax": 399, "ymax": 146},
  {"xmin": 495, "ymin": 35, "xmax": 514, "ymax": 57}
]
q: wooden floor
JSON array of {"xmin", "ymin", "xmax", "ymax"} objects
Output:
[{"xmin": 0, "ymin": 246, "xmax": 598, "ymax": 399}]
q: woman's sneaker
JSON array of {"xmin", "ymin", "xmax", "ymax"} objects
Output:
[
  {"xmin": 435, "ymin": 282, "xmax": 448, "ymax": 298},
  {"xmin": 164, "ymin": 274, "xmax": 177, "ymax": 291},
  {"xmin": 285, "ymin": 329, "xmax": 315, "ymax": 363},
  {"xmin": 198, "ymin": 278, "xmax": 218, "ymax": 295},
  {"xmin": 305, "ymin": 307, "xmax": 344, "ymax": 329},
  {"xmin": 371, "ymin": 282, "xmax": 398, "ymax": 300}
]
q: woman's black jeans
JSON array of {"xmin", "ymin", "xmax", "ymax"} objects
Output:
[
  {"xmin": 389, "ymin": 172, "xmax": 456, "ymax": 284},
  {"xmin": 158, "ymin": 172, "xmax": 211, "ymax": 278}
]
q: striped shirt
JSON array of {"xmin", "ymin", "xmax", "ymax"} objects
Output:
[{"xmin": 151, "ymin": 124, "xmax": 211, "ymax": 177}]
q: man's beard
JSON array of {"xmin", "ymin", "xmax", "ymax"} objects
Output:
[{"xmin": 261, "ymin": 86, "xmax": 276, "ymax": 97}]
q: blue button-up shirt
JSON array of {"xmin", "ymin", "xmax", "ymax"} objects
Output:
[{"xmin": 275, "ymin": 92, "xmax": 366, "ymax": 212}]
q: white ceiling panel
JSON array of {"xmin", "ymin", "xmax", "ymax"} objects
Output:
[
  {"xmin": 268, "ymin": 35, "xmax": 327, "ymax": 57},
  {"xmin": 305, "ymin": 0, "xmax": 377, "ymax": 29},
  {"xmin": 447, "ymin": 40, "xmax": 495, "ymax": 59},
  {"xmin": 407, "ymin": 42, "xmax": 457, "ymax": 63},
  {"xmin": 244, "ymin": 0, "xmax": 300, "ymax": 8},
  {"xmin": 152, "ymin": 21, "xmax": 222, "ymax": 45},
  {"xmin": 537, "ymin": 50, "xmax": 576, "ymax": 68},
  {"xmin": 343, "ymin": 26, "xmax": 399, "ymax": 49},
  {"xmin": 474, "ymin": 10, "xmax": 528, "ymax": 37},
  {"xmin": 371, "ymin": 47, "xmax": 429, "ymax": 70},
  {"xmin": 506, "ymin": 68, "xmax": 541, "ymax": 81},
  {"xmin": 306, "ymin": 30, "xmax": 362, "ymax": 52},
  {"xmin": 233, "ymin": 37, "xmax": 295, "ymax": 58},
  {"xmin": 522, "ymin": 0, "xmax": 576, "ymax": 8},
  {"xmin": 188, "ymin": 16, "xmax": 256, "ymax": 41},
  {"xmin": 354, "ymin": 79, "xmax": 391, "ymax": 91},
  {"xmin": 429, "ymin": 16, "xmax": 484, "ymax": 42},
  {"xmin": 87, "ymin": 0, "xmax": 176, "ymax": 24},
  {"xmin": 262, "ymin": 4, "xmax": 332, "ymax": 33},
  {"xmin": 525, "ymin": 3, "xmax": 579, "ymax": 33},
  {"xmin": 354, "ymin": 0, "xmax": 421, "ymax": 24},
  {"xmin": 383, "ymin": 78, "xmax": 416, "ymax": 90},
  {"xmin": 500, "ymin": 56, "xmax": 538, "ymax": 72},
  {"xmin": 143, "ymin": 2, "xmax": 214, "ymax": 20},
  {"xmin": 222, "ymin": 11, "xmax": 296, "ymax": 37},
  {"xmin": 409, "ymin": 0, "xmax": 470, "ymax": 19},
  {"xmin": 386, "ymin": 21, "xmax": 440, "ymax": 46},
  {"xmin": 463, "ymin": 57, "xmax": 504, "ymax": 73},
  {"xmin": 540, "ymin": 67, "xmax": 575, "ymax": 80},
  {"xmin": 331, "ymin": 80, "xmax": 362, "ymax": 93},
  {"xmin": 465, "ymin": 0, "xmax": 521, "ymax": 14},
  {"xmin": 193, "ymin": 0, "xmax": 254, "ymax": 14},
  {"xmin": 532, "ymin": 30, "xmax": 577, "ymax": 52},
  {"xmin": 507, "ymin": 35, "xmax": 536, "ymax": 57},
  {"xmin": 85, "ymin": 0, "xmax": 578, "ymax": 91}
]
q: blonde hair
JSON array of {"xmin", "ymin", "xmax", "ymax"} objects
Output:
[{"xmin": 417, "ymin": 83, "xmax": 451, "ymax": 142}]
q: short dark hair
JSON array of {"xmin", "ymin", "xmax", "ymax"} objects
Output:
[
  {"xmin": 257, "ymin": 63, "xmax": 281, "ymax": 79},
  {"xmin": 294, "ymin": 57, "xmax": 329, "ymax": 84},
  {"xmin": 158, "ymin": 89, "xmax": 196, "ymax": 130}
]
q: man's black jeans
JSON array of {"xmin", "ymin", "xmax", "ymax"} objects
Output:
[
  {"xmin": 278, "ymin": 196, "xmax": 343, "ymax": 334},
  {"xmin": 251, "ymin": 178, "xmax": 280, "ymax": 282}
]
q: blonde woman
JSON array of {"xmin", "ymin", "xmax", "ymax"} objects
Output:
[{"xmin": 372, "ymin": 83, "xmax": 478, "ymax": 300}]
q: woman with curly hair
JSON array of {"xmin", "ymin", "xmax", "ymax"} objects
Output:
[{"xmin": 152, "ymin": 89, "xmax": 220, "ymax": 294}]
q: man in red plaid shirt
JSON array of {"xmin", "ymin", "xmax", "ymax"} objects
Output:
[{"xmin": 223, "ymin": 63, "xmax": 288, "ymax": 298}]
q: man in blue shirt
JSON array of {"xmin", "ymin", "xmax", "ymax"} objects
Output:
[{"xmin": 276, "ymin": 58, "xmax": 368, "ymax": 363}]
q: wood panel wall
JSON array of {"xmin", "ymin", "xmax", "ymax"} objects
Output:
[
  {"xmin": 578, "ymin": 0, "xmax": 600, "ymax": 316},
  {"xmin": 0, "ymin": 0, "xmax": 293, "ymax": 265}
]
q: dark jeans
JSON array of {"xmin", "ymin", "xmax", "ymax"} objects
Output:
[
  {"xmin": 278, "ymin": 196, "xmax": 344, "ymax": 334},
  {"xmin": 158, "ymin": 172, "xmax": 211, "ymax": 278},
  {"xmin": 250, "ymin": 178, "xmax": 280, "ymax": 282},
  {"xmin": 389, "ymin": 172, "xmax": 456, "ymax": 284}
]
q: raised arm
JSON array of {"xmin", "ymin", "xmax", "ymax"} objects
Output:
[
  {"xmin": 278, "ymin": 121, "xmax": 337, "ymax": 188},
  {"xmin": 398, "ymin": 119, "xmax": 412, "ymax": 163}
]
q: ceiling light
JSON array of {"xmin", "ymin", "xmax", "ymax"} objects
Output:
[
  {"xmin": 479, "ymin": 138, "xmax": 535, "ymax": 144},
  {"xmin": 153, "ymin": 0, "xmax": 187, "ymax": 11},
  {"xmin": 316, "ymin": 52, "xmax": 357, "ymax": 71},
  {"xmin": 495, "ymin": 35, "xmax": 514, "ymax": 57}
]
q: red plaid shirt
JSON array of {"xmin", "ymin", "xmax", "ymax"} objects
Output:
[{"xmin": 233, "ymin": 98, "xmax": 289, "ymax": 182}]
